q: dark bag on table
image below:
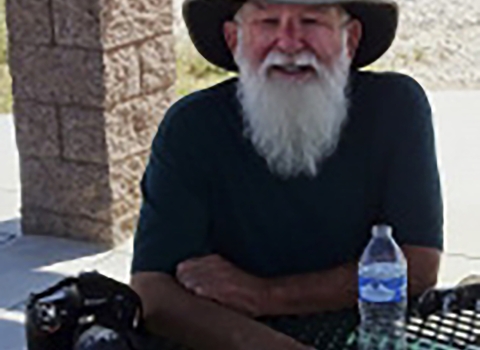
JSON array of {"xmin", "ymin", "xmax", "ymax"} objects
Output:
[{"xmin": 25, "ymin": 271, "xmax": 146, "ymax": 350}]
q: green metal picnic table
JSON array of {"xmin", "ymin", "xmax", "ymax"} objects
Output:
[
  {"xmin": 153, "ymin": 305, "xmax": 480, "ymax": 350},
  {"xmin": 258, "ymin": 304, "xmax": 480, "ymax": 349}
]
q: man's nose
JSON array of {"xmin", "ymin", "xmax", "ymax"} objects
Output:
[{"xmin": 275, "ymin": 20, "xmax": 305, "ymax": 54}]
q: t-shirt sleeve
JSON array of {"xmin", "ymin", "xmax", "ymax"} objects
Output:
[
  {"xmin": 379, "ymin": 75, "xmax": 444, "ymax": 250},
  {"xmin": 131, "ymin": 96, "xmax": 213, "ymax": 275}
]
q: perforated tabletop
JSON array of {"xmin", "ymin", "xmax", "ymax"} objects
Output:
[{"xmin": 259, "ymin": 307, "xmax": 480, "ymax": 349}]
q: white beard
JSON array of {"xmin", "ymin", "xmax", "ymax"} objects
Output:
[{"xmin": 235, "ymin": 37, "xmax": 352, "ymax": 178}]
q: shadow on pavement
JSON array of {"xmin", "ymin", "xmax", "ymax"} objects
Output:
[{"xmin": 0, "ymin": 217, "xmax": 114, "ymax": 311}]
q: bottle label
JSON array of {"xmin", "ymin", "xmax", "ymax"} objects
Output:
[{"xmin": 359, "ymin": 275, "xmax": 407, "ymax": 303}]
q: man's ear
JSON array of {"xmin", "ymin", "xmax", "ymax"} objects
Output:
[
  {"xmin": 346, "ymin": 19, "xmax": 362, "ymax": 59},
  {"xmin": 223, "ymin": 21, "xmax": 239, "ymax": 53}
]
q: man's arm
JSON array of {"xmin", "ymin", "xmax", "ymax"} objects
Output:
[
  {"xmin": 261, "ymin": 245, "xmax": 440, "ymax": 316},
  {"xmin": 130, "ymin": 272, "xmax": 314, "ymax": 350},
  {"xmin": 177, "ymin": 245, "xmax": 440, "ymax": 317}
]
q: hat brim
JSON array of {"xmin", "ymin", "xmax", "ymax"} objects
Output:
[{"xmin": 183, "ymin": 0, "xmax": 398, "ymax": 71}]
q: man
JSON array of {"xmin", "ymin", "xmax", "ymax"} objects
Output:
[{"xmin": 131, "ymin": 0, "xmax": 443, "ymax": 349}]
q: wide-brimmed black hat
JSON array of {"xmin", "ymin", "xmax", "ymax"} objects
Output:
[{"xmin": 183, "ymin": 0, "xmax": 399, "ymax": 71}]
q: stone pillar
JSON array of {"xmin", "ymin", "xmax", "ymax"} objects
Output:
[{"xmin": 6, "ymin": 0, "xmax": 175, "ymax": 246}]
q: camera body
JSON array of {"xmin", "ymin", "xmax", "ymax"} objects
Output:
[
  {"xmin": 25, "ymin": 272, "xmax": 142, "ymax": 350},
  {"xmin": 416, "ymin": 283, "xmax": 480, "ymax": 319}
]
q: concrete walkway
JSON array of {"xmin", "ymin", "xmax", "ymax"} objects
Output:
[{"xmin": 1, "ymin": 90, "xmax": 480, "ymax": 349}]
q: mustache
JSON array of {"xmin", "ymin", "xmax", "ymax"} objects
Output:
[{"xmin": 259, "ymin": 51, "xmax": 323, "ymax": 76}]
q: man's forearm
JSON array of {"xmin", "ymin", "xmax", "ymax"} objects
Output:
[
  {"xmin": 264, "ymin": 263, "xmax": 358, "ymax": 316},
  {"xmin": 262, "ymin": 246, "xmax": 440, "ymax": 316},
  {"xmin": 131, "ymin": 272, "xmax": 311, "ymax": 350},
  {"xmin": 402, "ymin": 245, "xmax": 440, "ymax": 296}
]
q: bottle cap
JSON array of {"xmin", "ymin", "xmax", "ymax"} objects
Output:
[{"xmin": 372, "ymin": 224, "xmax": 393, "ymax": 237}]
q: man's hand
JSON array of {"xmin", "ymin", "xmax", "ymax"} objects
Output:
[{"xmin": 176, "ymin": 254, "xmax": 269, "ymax": 317}]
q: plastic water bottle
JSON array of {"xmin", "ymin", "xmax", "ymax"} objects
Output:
[{"xmin": 358, "ymin": 225, "xmax": 408, "ymax": 350}]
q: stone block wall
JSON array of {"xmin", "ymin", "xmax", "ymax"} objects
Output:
[{"xmin": 6, "ymin": 0, "xmax": 175, "ymax": 246}]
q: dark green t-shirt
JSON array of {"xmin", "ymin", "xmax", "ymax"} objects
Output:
[{"xmin": 131, "ymin": 71, "xmax": 443, "ymax": 278}]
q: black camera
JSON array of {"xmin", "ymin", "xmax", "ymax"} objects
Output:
[
  {"xmin": 25, "ymin": 271, "xmax": 144, "ymax": 350},
  {"xmin": 415, "ymin": 283, "xmax": 480, "ymax": 319}
]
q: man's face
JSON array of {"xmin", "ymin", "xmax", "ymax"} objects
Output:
[
  {"xmin": 223, "ymin": 1, "xmax": 362, "ymax": 178},
  {"xmin": 224, "ymin": 1, "xmax": 361, "ymax": 82}
]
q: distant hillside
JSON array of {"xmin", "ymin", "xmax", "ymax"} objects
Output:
[{"xmin": 374, "ymin": 0, "xmax": 480, "ymax": 90}]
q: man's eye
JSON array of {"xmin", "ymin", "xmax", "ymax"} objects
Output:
[
  {"xmin": 262, "ymin": 18, "xmax": 279, "ymax": 25},
  {"xmin": 301, "ymin": 18, "xmax": 319, "ymax": 25}
]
